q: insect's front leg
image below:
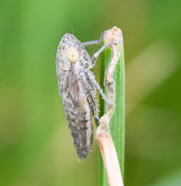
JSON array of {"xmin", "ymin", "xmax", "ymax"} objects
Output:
[
  {"xmin": 90, "ymin": 43, "xmax": 110, "ymax": 68},
  {"xmin": 82, "ymin": 32, "xmax": 104, "ymax": 46},
  {"xmin": 83, "ymin": 33, "xmax": 119, "ymax": 68},
  {"xmin": 91, "ymin": 40, "xmax": 120, "ymax": 68},
  {"xmin": 82, "ymin": 33, "xmax": 108, "ymax": 68}
]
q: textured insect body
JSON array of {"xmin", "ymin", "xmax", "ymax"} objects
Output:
[{"xmin": 56, "ymin": 34, "xmax": 98, "ymax": 159}]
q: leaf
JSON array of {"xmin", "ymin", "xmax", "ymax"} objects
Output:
[{"xmin": 98, "ymin": 33, "xmax": 125, "ymax": 186}]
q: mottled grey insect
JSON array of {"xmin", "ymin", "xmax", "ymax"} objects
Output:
[{"xmin": 56, "ymin": 33, "xmax": 111, "ymax": 159}]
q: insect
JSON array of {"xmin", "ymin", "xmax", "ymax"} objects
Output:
[{"xmin": 56, "ymin": 33, "xmax": 111, "ymax": 159}]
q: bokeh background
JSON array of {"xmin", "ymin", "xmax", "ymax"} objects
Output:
[{"xmin": 0, "ymin": 0, "xmax": 181, "ymax": 185}]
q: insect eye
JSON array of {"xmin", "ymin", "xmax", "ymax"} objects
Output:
[{"xmin": 67, "ymin": 47, "xmax": 79, "ymax": 63}]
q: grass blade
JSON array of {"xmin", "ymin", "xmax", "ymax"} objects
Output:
[{"xmin": 98, "ymin": 27, "xmax": 125, "ymax": 186}]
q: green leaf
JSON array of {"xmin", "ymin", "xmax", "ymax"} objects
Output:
[{"xmin": 98, "ymin": 36, "xmax": 125, "ymax": 186}]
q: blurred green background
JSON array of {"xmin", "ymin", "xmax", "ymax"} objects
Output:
[{"xmin": 0, "ymin": 0, "xmax": 181, "ymax": 185}]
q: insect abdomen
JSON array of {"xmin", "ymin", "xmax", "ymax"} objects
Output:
[{"xmin": 66, "ymin": 110, "xmax": 93, "ymax": 159}]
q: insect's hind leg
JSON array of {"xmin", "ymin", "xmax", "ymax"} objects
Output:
[
  {"xmin": 83, "ymin": 70, "xmax": 113, "ymax": 106},
  {"xmin": 95, "ymin": 115, "xmax": 100, "ymax": 126}
]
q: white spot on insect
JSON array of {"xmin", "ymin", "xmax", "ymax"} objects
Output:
[{"xmin": 67, "ymin": 46, "xmax": 79, "ymax": 63}]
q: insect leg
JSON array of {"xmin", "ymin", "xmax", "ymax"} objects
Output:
[
  {"xmin": 82, "ymin": 70, "xmax": 113, "ymax": 106},
  {"xmin": 91, "ymin": 43, "xmax": 110, "ymax": 67},
  {"xmin": 90, "ymin": 39, "xmax": 120, "ymax": 68},
  {"xmin": 83, "ymin": 33, "xmax": 119, "ymax": 68},
  {"xmin": 82, "ymin": 32, "xmax": 104, "ymax": 46}
]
